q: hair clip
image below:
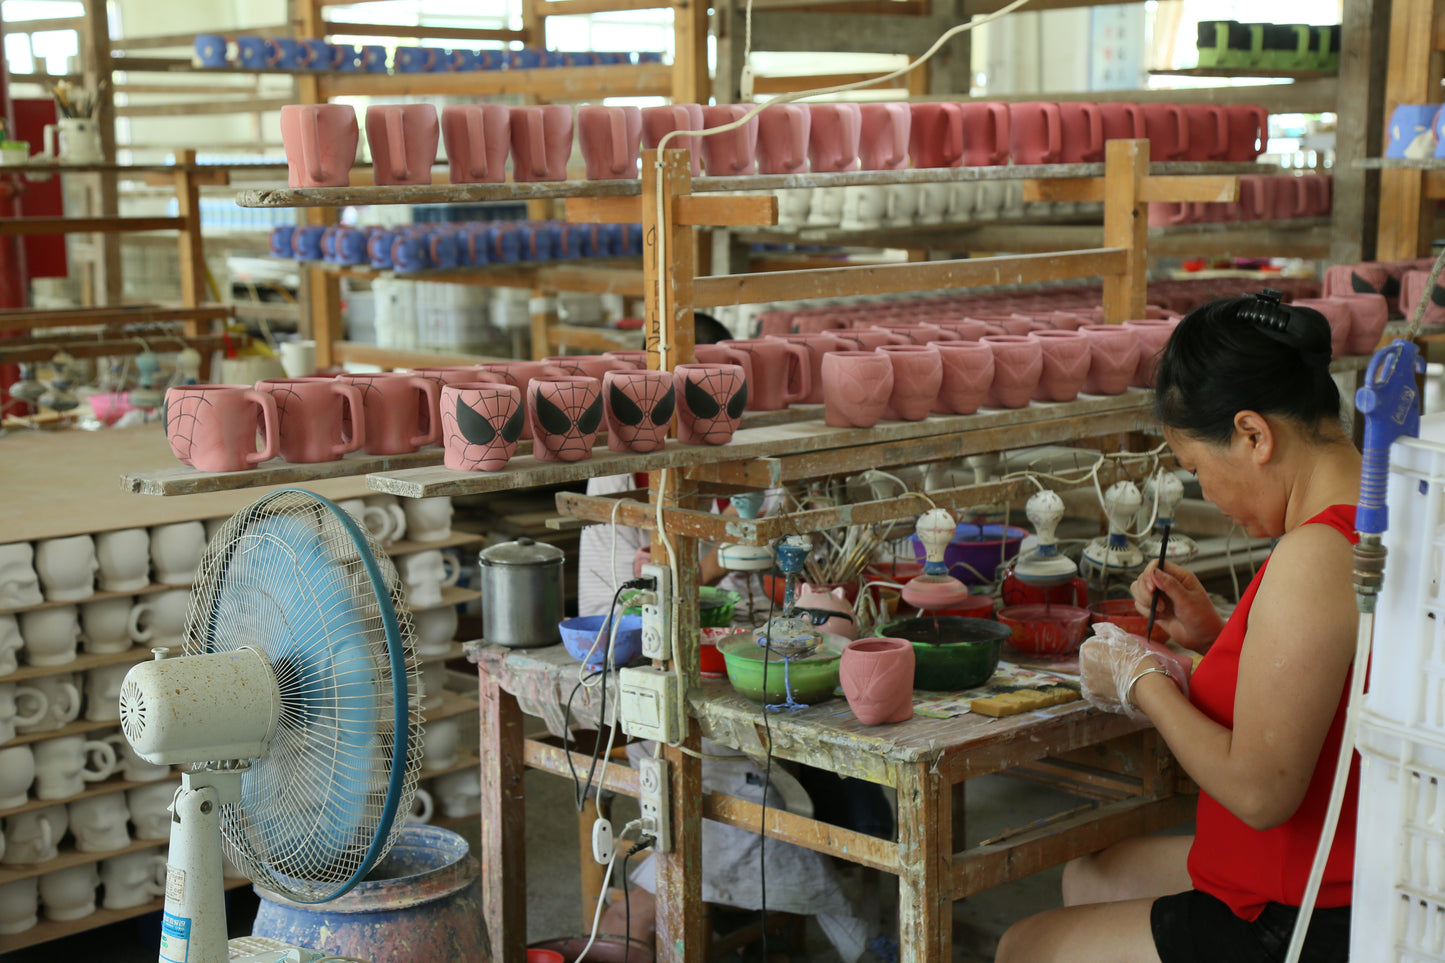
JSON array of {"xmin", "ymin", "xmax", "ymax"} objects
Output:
[{"xmin": 1237, "ymin": 289, "xmax": 1328, "ymax": 365}]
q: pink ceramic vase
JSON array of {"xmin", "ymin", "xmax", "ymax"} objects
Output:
[
  {"xmin": 1332, "ymin": 293, "xmax": 1390, "ymax": 355},
  {"xmin": 1291, "ymin": 298, "xmax": 1351, "ymax": 360},
  {"xmin": 365, "ymin": 104, "xmax": 439, "ymax": 187},
  {"xmin": 766, "ymin": 333, "xmax": 846, "ymax": 405},
  {"xmin": 932, "ymin": 340, "xmax": 994, "ymax": 415},
  {"xmin": 163, "ymin": 385, "xmax": 279, "ymax": 472},
  {"xmin": 509, "ymin": 105, "xmax": 574, "ymax": 182},
  {"xmin": 641, "ymin": 104, "xmax": 704, "ymax": 177},
  {"xmin": 979, "ymin": 335, "xmax": 1042, "ymax": 408},
  {"xmin": 603, "ymin": 369, "xmax": 675, "ymax": 453},
  {"xmin": 542, "ymin": 354, "xmax": 638, "ymax": 380},
  {"xmin": 1078, "ymin": 325, "xmax": 1141, "ymax": 396},
  {"xmin": 858, "ymin": 103, "xmax": 911, "ymax": 171},
  {"xmin": 577, "ymin": 105, "xmax": 643, "ymax": 180},
  {"xmin": 821, "ymin": 351, "xmax": 894, "ymax": 429},
  {"xmin": 807, "ymin": 103, "xmax": 862, "ymax": 173},
  {"xmin": 441, "ymin": 104, "xmax": 510, "ymax": 184},
  {"xmin": 335, "ymin": 372, "xmax": 441, "ymax": 455},
  {"xmin": 529, "ymin": 376, "xmax": 603, "ymax": 462},
  {"xmin": 756, "ymin": 104, "xmax": 811, "ymax": 175},
  {"xmin": 280, "ymin": 104, "xmax": 357, "ymax": 188},
  {"xmin": 674, "ymin": 363, "xmax": 747, "ymax": 445},
  {"xmin": 1028, "ymin": 330, "xmax": 1091, "ymax": 403},
  {"xmin": 839, "ymin": 637, "xmax": 914, "ymax": 725},
  {"xmin": 877, "ymin": 345, "xmax": 942, "ymax": 421},
  {"xmin": 1120, "ymin": 320, "xmax": 1177, "ymax": 388},
  {"xmin": 441, "ymin": 383, "xmax": 524, "ymax": 471},
  {"xmin": 719, "ymin": 339, "xmax": 810, "ymax": 411},
  {"xmin": 699, "ymin": 105, "xmax": 758, "ymax": 176},
  {"xmin": 254, "ymin": 377, "xmax": 365, "ymax": 464}
]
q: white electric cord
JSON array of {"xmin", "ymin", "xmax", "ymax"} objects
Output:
[{"xmin": 575, "ymin": 817, "xmax": 645, "ymax": 963}]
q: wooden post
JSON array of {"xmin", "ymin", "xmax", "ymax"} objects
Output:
[
  {"xmin": 1377, "ymin": 0, "xmax": 1445, "ymax": 260},
  {"xmin": 1332, "ymin": 0, "xmax": 1390, "ymax": 263},
  {"xmin": 172, "ymin": 151, "xmax": 213, "ymax": 380},
  {"xmin": 80, "ymin": 0, "xmax": 122, "ymax": 305},
  {"xmin": 1101, "ymin": 139, "xmax": 1148, "ymax": 324},
  {"xmin": 642, "ymin": 146, "xmax": 706, "ymax": 963},
  {"xmin": 479, "ymin": 671, "xmax": 527, "ymax": 963},
  {"xmin": 896, "ymin": 762, "xmax": 949, "ymax": 963},
  {"xmin": 673, "ymin": 0, "xmax": 712, "ymax": 104},
  {"xmin": 296, "ymin": 0, "xmax": 344, "ymax": 367}
]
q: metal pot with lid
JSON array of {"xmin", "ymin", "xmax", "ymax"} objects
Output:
[{"xmin": 479, "ymin": 536, "xmax": 565, "ymax": 648}]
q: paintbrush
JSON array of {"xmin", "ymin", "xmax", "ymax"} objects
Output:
[{"xmin": 1144, "ymin": 523, "xmax": 1171, "ymax": 640}]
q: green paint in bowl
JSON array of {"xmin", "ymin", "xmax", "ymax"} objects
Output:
[
  {"xmin": 718, "ymin": 632, "xmax": 847, "ymax": 704},
  {"xmin": 876, "ymin": 616, "xmax": 1010, "ymax": 691}
]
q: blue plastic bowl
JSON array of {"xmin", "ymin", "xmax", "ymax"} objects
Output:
[{"xmin": 559, "ymin": 614, "xmax": 644, "ymax": 669}]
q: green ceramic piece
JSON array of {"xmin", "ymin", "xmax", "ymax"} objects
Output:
[
  {"xmin": 719, "ymin": 633, "xmax": 845, "ymax": 704},
  {"xmin": 876, "ymin": 617, "xmax": 1011, "ymax": 691}
]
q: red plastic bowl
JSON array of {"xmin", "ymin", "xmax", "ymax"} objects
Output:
[
  {"xmin": 1087, "ymin": 598, "xmax": 1168, "ymax": 642},
  {"xmin": 930, "ymin": 592, "xmax": 995, "ymax": 619},
  {"xmin": 997, "ymin": 603, "xmax": 1090, "ymax": 656}
]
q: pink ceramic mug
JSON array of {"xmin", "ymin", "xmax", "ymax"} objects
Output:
[
  {"xmin": 807, "ymin": 103, "xmax": 862, "ymax": 173},
  {"xmin": 958, "ymin": 102, "xmax": 1010, "ymax": 166},
  {"xmin": 858, "ymin": 103, "xmax": 911, "ymax": 171},
  {"xmin": 1138, "ymin": 103, "xmax": 1188, "ymax": 161},
  {"xmin": 365, "ymin": 104, "xmax": 439, "ymax": 187},
  {"xmin": 529, "ymin": 376, "xmax": 603, "ymax": 462},
  {"xmin": 280, "ymin": 104, "xmax": 357, "ymax": 188},
  {"xmin": 1223, "ymin": 105, "xmax": 1270, "ymax": 161},
  {"xmin": 475, "ymin": 361, "xmax": 568, "ymax": 438},
  {"xmin": 334, "ymin": 372, "xmax": 440, "ymax": 455},
  {"xmin": 541, "ymin": 354, "xmax": 637, "ymax": 380},
  {"xmin": 1237, "ymin": 174, "xmax": 1275, "ymax": 221},
  {"xmin": 254, "ymin": 377, "xmax": 365, "ymax": 464},
  {"xmin": 641, "ymin": 104, "xmax": 704, "ymax": 177},
  {"xmin": 719, "ymin": 339, "xmax": 810, "ymax": 410},
  {"xmin": 1268, "ymin": 175, "xmax": 1309, "ymax": 220},
  {"xmin": 510, "ymin": 105, "xmax": 574, "ymax": 182},
  {"xmin": 410, "ymin": 366, "xmax": 498, "ymax": 432},
  {"xmin": 1008, "ymin": 102, "xmax": 1063, "ymax": 165},
  {"xmin": 441, "ymin": 382, "xmax": 524, "ymax": 472},
  {"xmin": 765, "ymin": 333, "xmax": 845, "ymax": 404},
  {"xmin": 163, "ymin": 385, "xmax": 279, "ymax": 473},
  {"xmin": 756, "ymin": 104, "xmax": 811, "ymax": 175},
  {"xmin": 1056, "ymin": 102, "xmax": 1103, "ymax": 164},
  {"xmin": 577, "ymin": 105, "xmax": 643, "ymax": 180},
  {"xmin": 693, "ymin": 343, "xmax": 755, "ymax": 385},
  {"xmin": 441, "ymin": 104, "xmax": 509, "ymax": 184},
  {"xmin": 699, "ymin": 105, "xmax": 758, "ymax": 176},
  {"xmin": 1097, "ymin": 102, "xmax": 1144, "ymax": 143},
  {"xmin": 1182, "ymin": 104, "xmax": 1229, "ymax": 161},
  {"xmin": 909, "ymin": 103, "xmax": 964, "ymax": 169}
]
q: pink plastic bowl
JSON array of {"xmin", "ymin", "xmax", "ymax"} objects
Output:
[{"xmin": 997, "ymin": 603, "xmax": 1090, "ymax": 656}]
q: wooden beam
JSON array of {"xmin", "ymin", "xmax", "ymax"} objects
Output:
[
  {"xmin": 547, "ymin": 325, "xmax": 642, "ymax": 352},
  {"xmin": 322, "ymin": 262, "xmax": 647, "ymax": 297},
  {"xmin": 1023, "ymin": 174, "xmax": 1238, "ymax": 205},
  {"xmin": 1101, "ymin": 139, "xmax": 1148, "ymax": 324},
  {"xmin": 566, "ymin": 193, "xmax": 777, "ymax": 226},
  {"xmin": 321, "ymin": 21, "xmax": 526, "ymax": 42},
  {"xmin": 0, "ymin": 303, "xmax": 233, "ymax": 329},
  {"xmin": 0, "ymin": 216, "xmax": 186, "ymax": 235},
  {"xmin": 111, "ymin": 25, "xmax": 292, "ymax": 50},
  {"xmin": 692, "ymin": 247, "xmax": 1128, "ymax": 307},
  {"xmin": 0, "ymin": 335, "xmax": 232, "ymax": 364},
  {"xmin": 1376, "ymin": 0, "xmax": 1445, "ymax": 260},
  {"xmin": 319, "ymin": 63, "xmax": 672, "ymax": 100},
  {"xmin": 701, "ymin": 792, "xmax": 902, "ymax": 873},
  {"xmin": 143, "ymin": 169, "xmax": 228, "ymax": 187},
  {"xmin": 533, "ymin": 0, "xmax": 673, "ymax": 14},
  {"xmin": 115, "ymin": 98, "xmax": 291, "ymax": 118}
]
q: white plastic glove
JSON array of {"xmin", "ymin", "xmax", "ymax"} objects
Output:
[{"xmin": 1079, "ymin": 622, "xmax": 1192, "ymax": 720}]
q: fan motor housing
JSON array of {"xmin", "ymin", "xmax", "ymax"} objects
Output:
[{"xmin": 120, "ymin": 648, "xmax": 283, "ymax": 765}]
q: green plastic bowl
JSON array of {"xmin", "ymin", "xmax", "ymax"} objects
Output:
[
  {"xmin": 718, "ymin": 632, "xmax": 846, "ymax": 704},
  {"xmin": 619, "ymin": 586, "xmax": 741, "ymax": 629},
  {"xmin": 876, "ymin": 616, "xmax": 1010, "ymax": 691}
]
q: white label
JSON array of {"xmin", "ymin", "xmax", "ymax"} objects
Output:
[
  {"xmin": 165, "ymin": 866, "xmax": 185, "ymax": 902},
  {"xmin": 160, "ymin": 911, "xmax": 191, "ymax": 963}
]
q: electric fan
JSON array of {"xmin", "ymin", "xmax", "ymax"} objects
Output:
[{"xmin": 118, "ymin": 490, "xmax": 424, "ymax": 963}]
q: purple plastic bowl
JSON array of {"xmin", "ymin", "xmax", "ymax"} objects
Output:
[{"xmin": 910, "ymin": 523, "xmax": 1027, "ymax": 585}]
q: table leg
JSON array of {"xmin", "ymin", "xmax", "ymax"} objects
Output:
[
  {"xmin": 896, "ymin": 762, "xmax": 951, "ymax": 963},
  {"xmin": 654, "ymin": 731, "xmax": 706, "ymax": 963},
  {"xmin": 480, "ymin": 667, "xmax": 527, "ymax": 963}
]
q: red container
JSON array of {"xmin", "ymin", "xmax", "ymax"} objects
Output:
[
  {"xmin": 1087, "ymin": 598, "xmax": 1168, "ymax": 642},
  {"xmin": 930, "ymin": 593, "xmax": 995, "ymax": 619},
  {"xmin": 997, "ymin": 603, "xmax": 1090, "ymax": 656},
  {"xmin": 699, "ymin": 627, "xmax": 732, "ymax": 677}
]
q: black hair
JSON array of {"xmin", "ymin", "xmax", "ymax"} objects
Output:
[
  {"xmin": 693, "ymin": 311, "xmax": 732, "ymax": 346},
  {"xmin": 1154, "ymin": 291, "xmax": 1342, "ymax": 446}
]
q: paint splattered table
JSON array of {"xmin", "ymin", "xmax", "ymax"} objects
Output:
[{"xmin": 467, "ymin": 640, "xmax": 1195, "ymax": 963}]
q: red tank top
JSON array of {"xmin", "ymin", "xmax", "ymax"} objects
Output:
[{"xmin": 1186, "ymin": 504, "xmax": 1359, "ymax": 920}]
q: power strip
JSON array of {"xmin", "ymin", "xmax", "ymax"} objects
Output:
[
  {"xmin": 639, "ymin": 562, "xmax": 672, "ymax": 660},
  {"xmin": 637, "ymin": 756, "xmax": 672, "ymax": 853}
]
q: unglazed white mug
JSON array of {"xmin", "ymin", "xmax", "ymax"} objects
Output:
[
  {"xmin": 15, "ymin": 674, "xmax": 80, "ymax": 734},
  {"xmin": 401, "ymin": 496, "xmax": 453, "ymax": 543},
  {"xmin": 0, "ymin": 682, "xmax": 48, "ymax": 743},
  {"xmin": 127, "ymin": 782, "xmax": 179, "ymax": 841},
  {"xmin": 69, "ymin": 794, "xmax": 131, "ymax": 853},
  {"xmin": 103, "ymin": 733, "xmax": 171, "ymax": 783},
  {"xmin": 0, "ymin": 746, "xmax": 36, "ymax": 809},
  {"xmin": 79, "ymin": 596, "xmax": 149, "ymax": 654},
  {"xmin": 401, "ymin": 551, "xmax": 460, "ymax": 608},
  {"xmin": 32, "ymin": 735, "xmax": 116, "ymax": 800},
  {"xmin": 0, "ymin": 616, "xmax": 20, "ymax": 675},
  {"xmin": 2, "ymin": 805, "xmax": 64, "ymax": 866},
  {"xmin": 131, "ymin": 588, "xmax": 192, "ymax": 645},
  {"xmin": 406, "ymin": 786, "xmax": 435, "ymax": 824},
  {"xmin": 18, "ymin": 605, "xmax": 81, "ymax": 667},
  {"xmin": 99, "ymin": 849, "xmax": 167, "ymax": 910},
  {"xmin": 0, "ymin": 878, "xmax": 38, "ymax": 934},
  {"xmin": 419, "ymin": 661, "xmax": 448, "ymax": 712},
  {"xmin": 33, "ymin": 535, "xmax": 98, "ymax": 602},
  {"xmin": 421, "ymin": 715, "xmax": 460, "ymax": 771},
  {"xmin": 93, "ymin": 528, "xmax": 150, "ymax": 593},
  {"xmin": 39, "ymin": 863, "xmax": 99, "ymax": 921},
  {"xmin": 149, "ymin": 521, "xmax": 206, "ymax": 586},
  {"xmin": 83, "ymin": 664, "xmax": 131, "ymax": 722},
  {"xmin": 432, "ymin": 766, "xmax": 481, "ymax": 818},
  {"xmin": 0, "ymin": 543, "xmax": 43, "ymax": 608},
  {"xmin": 413, "ymin": 606, "xmax": 458, "ymax": 657}
]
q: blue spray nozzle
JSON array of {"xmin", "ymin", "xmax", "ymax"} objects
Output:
[{"xmin": 1355, "ymin": 338, "xmax": 1424, "ymax": 536}]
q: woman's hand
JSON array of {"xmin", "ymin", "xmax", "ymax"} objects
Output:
[
  {"xmin": 1079, "ymin": 627, "xmax": 1192, "ymax": 720},
  {"xmin": 1129, "ymin": 559, "xmax": 1225, "ymax": 652}
]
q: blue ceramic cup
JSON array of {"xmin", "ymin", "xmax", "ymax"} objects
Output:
[
  {"xmin": 565, "ymin": 51, "xmax": 596, "ymax": 66},
  {"xmin": 458, "ymin": 226, "xmax": 490, "ymax": 266},
  {"xmin": 485, "ymin": 224, "xmax": 522, "ymax": 263},
  {"xmin": 268, "ymin": 225, "xmax": 296, "ymax": 258},
  {"xmin": 367, "ymin": 229, "xmax": 398, "ymax": 269},
  {"xmin": 518, "ymin": 223, "xmax": 558, "ymax": 261},
  {"xmin": 544, "ymin": 50, "xmax": 567, "ymax": 68},
  {"xmin": 271, "ymin": 38, "xmax": 307, "ymax": 70},
  {"xmin": 623, "ymin": 223, "xmax": 644, "ymax": 256},
  {"xmin": 508, "ymin": 47, "xmax": 543, "ymax": 70},
  {"xmin": 1387, "ymin": 104, "xmax": 1441, "ymax": 159},
  {"xmin": 447, "ymin": 49, "xmax": 480, "ymax": 71},
  {"xmin": 300, "ymin": 39, "xmax": 331, "ymax": 70},
  {"xmin": 477, "ymin": 49, "xmax": 505, "ymax": 71},
  {"xmin": 334, "ymin": 227, "xmax": 368, "ymax": 265},
  {"xmin": 236, "ymin": 36, "xmax": 272, "ymax": 68},
  {"xmin": 427, "ymin": 231, "xmax": 460, "ymax": 269},
  {"xmin": 595, "ymin": 223, "xmax": 624, "ymax": 257},
  {"xmin": 637, "ymin": 52, "xmax": 663, "ymax": 64},
  {"xmin": 391, "ymin": 234, "xmax": 430, "ymax": 272},
  {"xmin": 395, "ymin": 46, "xmax": 434, "ymax": 73},
  {"xmin": 361, "ymin": 45, "xmax": 388, "ymax": 72},
  {"xmin": 292, "ymin": 225, "xmax": 327, "ymax": 261},
  {"xmin": 330, "ymin": 43, "xmax": 359, "ymax": 71},
  {"xmin": 194, "ymin": 34, "xmax": 229, "ymax": 67}
]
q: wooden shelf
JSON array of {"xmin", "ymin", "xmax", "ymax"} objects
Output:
[
  {"xmin": 419, "ymin": 643, "xmax": 468, "ymax": 665},
  {"xmin": 410, "ymin": 586, "xmax": 481, "ymax": 613},
  {"xmin": 0, "ymin": 835, "xmax": 172, "ymax": 886},
  {"xmin": 0, "ymin": 303, "xmax": 234, "ymax": 330},
  {"xmin": 1356, "ymin": 157, "xmax": 1445, "ymax": 169},
  {"xmin": 0, "ymin": 774, "xmax": 180, "ymax": 821},
  {"xmin": 0, "ymin": 581, "xmax": 192, "ymax": 619},
  {"xmin": 318, "ymin": 62, "xmax": 673, "ymax": 100},
  {"xmin": 387, "ymin": 532, "xmax": 484, "ymax": 557},
  {"xmin": 1149, "ymin": 66, "xmax": 1337, "ymax": 80},
  {"xmin": 422, "ymin": 690, "xmax": 481, "ymax": 724},
  {"xmin": 1, "ymin": 717, "xmax": 120, "ymax": 750},
  {"xmin": 0, "ymin": 878, "xmax": 250, "ymax": 953},
  {"xmin": 418, "ymin": 749, "xmax": 482, "ymax": 781},
  {"xmin": 1, "ymin": 645, "xmax": 154, "ymax": 684},
  {"xmin": 0, "ymin": 216, "xmax": 186, "ymax": 236},
  {"xmin": 305, "ymin": 259, "xmax": 647, "ymax": 297}
]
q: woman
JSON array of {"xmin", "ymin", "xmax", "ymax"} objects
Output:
[{"xmin": 997, "ymin": 291, "xmax": 1361, "ymax": 963}]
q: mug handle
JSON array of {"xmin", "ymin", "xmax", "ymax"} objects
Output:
[
  {"xmin": 410, "ymin": 787, "xmax": 434, "ymax": 823},
  {"xmin": 1170, "ymin": 104, "xmax": 1189, "ymax": 157},
  {"xmin": 943, "ymin": 104, "xmax": 964, "ymax": 162},
  {"xmin": 1250, "ymin": 106, "xmax": 1269, "ymax": 156},
  {"xmin": 986, "ymin": 102, "xmax": 1011, "ymax": 164},
  {"xmin": 362, "ymin": 506, "xmax": 395, "ymax": 543},
  {"xmin": 1042, "ymin": 102, "xmax": 1062, "ymax": 163},
  {"xmin": 300, "ymin": 106, "xmax": 326, "ymax": 183},
  {"xmin": 129, "ymin": 602, "xmax": 154, "ymax": 643},
  {"xmin": 148, "ymin": 854, "xmax": 169, "ymax": 895},
  {"xmin": 386, "ymin": 108, "xmax": 409, "ymax": 181},
  {"xmin": 1125, "ymin": 102, "xmax": 1146, "ymax": 138},
  {"xmin": 244, "ymin": 390, "xmax": 280, "ymax": 465},
  {"xmin": 331, "ymin": 383, "xmax": 367, "ymax": 456},
  {"xmin": 786, "ymin": 106, "xmax": 808, "ymax": 171},
  {"xmin": 439, "ymin": 554, "xmax": 461, "ymax": 588},
  {"xmin": 1210, "ymin": 106, "xmax": 1228, "ymax": 160},
  {"xmin": 12, "ymin": 686, "xmax": 48, "ymax": 728},
  {"xmin": 408, "ymin": 377, "xmax": 442, "ymax": 447},
  {"xmin": 528, "ymin": 111, "xmax": 548, "ymax": 179},
  {"xmin": 1083, "ymin": 103, "xmax": 1103, "ymax": 157},
  {"xmin": 54, "ymin": 681, "xmax": 82, "ymax": 725},
  {"xmin": 465, "ymin": 108, "xmax": 489, "ymax": 180},
  {"xmin": 779, "ymin": 342, "xmax": 812, "ymax": 405},
  {"xmin": 82, "ymin": 739, "xmax": 118, "ymax": 782},
  {"xmin": 607, "ymin": 108, "xmax": 629, "ymax": 175}
]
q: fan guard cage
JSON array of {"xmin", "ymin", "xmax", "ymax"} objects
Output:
[{"xmin": 184, "ymin": 490, "xmax": 423, "ymax": 903}]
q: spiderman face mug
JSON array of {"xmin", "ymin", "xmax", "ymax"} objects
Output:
[
  {"xmin": 673, "ymin": 364, "xmax": 747, "ymax": 445},
  {"xmin": 528, "ymin": 376, "xmax": 604, "ymax": 462},
  {"xmin": 603, "ymin": 369, "xmax": 676, "ymax": 453}
]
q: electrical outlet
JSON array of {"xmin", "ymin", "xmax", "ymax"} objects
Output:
[
  {"xmin": 637, "ymin": 756, "xmax": 672, "ymax": 853},
  {"xmin": 618, "ymin": 666, "xmax": 682, "ymax": 744},
  {"xmin": 591, "ymin": 817, "xmax": 614, "ymax": 864},
  {"xmin": 639, "ymin": 562, "xmax": 672, "ymax": 660}
]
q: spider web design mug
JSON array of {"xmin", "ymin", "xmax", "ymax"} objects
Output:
[{"xmin": 441, "ymin": 383, "xmax": 525, "ymax": 471}]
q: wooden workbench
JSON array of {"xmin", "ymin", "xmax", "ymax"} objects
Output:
[{"xmin": 470, "ymin": 641, "xmax": 1194, "ymax": 963}]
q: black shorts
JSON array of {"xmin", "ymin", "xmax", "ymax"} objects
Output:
[{"xmin": 1150, "ymin": 889, "xmax": 1350, "ymax": 963}]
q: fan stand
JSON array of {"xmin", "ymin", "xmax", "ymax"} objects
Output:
[{"xmin": 163, "ymin": 768, "xmax": 245, "ymax": 963}]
